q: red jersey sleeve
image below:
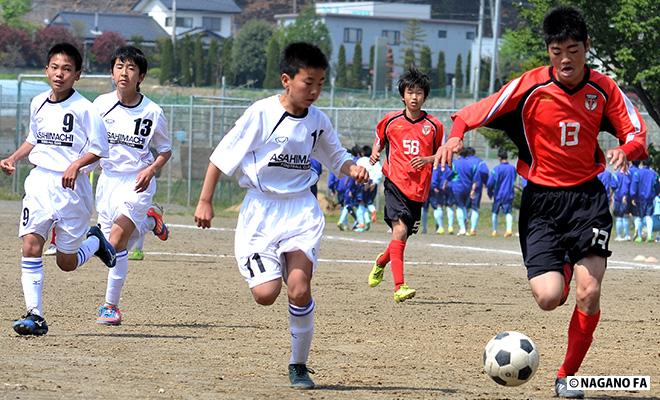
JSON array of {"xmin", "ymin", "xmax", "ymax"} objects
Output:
[{"xmin": 599, "ymin": 80, "xmax": 648, "ymax": 160}]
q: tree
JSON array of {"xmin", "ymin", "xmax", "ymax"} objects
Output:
[
  {"xmin": 33, "ymin": 26, "xmax": 82, "ymax": 67},
  {"xmin": 419, "ymin": 45, "xmax": 432, "ymax": 76},
  {"xmin": 465, "ymin": 50, "xmax": 472, "ymax": 92},
  {"xmin": 90, "ymin": 31, "xmax": 126, "ymax": 71},
  {"xmin": 0, "ymin": 24, "xmax": 34, "ymax": 67},
  {"xmin": 336, "ymin": 44, "xmax": 347, "ymax": 87},
  {"xmin": 0, "ymin": 0, "xmax": 31, "ymax": 28},
  {"xmin": 193, "ymin": 36, "xmax": 205, "ymax": 86},
  {"xmin": 263, "ymin": 36, "xmax": 281, "ymax": 89},
  {"xmin": 401, "ymin": 19, "xmax": 426, "ymax": 62},
  {"xmin": 278, "ymin": 5, "xmax": 332, "ymax": 57},
  {"xmin": 368, "ymin": 45, "xmax": 374, "ymax": 83},
  {"xmin": 178, "ymin": 35, "xmax": 192, "ymax": 85},
  {"xmin": 230, "ymin": 19, "xmax": 274, "ymax": 87},
  {"xmin": 403, "ymin": 47, "xmax": 415, "ymax": 70},
  {"xmin": 454, "ymin": 53, "xmax": 463, "ymax": 91},
  {"xmin": 504, "ymin": 0, "xmax": 660, "ymax": 126},
  {"xmin": 219, "ymin": 38, "xmax": 233, "ymax": 85},
  {"xmin": 349, "ymin": 42, "xmax": 363, "ymax": 89},
  {"xmin": 156, "ymin": 38, "xmax": 174, "ymax": 84},
  {"xmin": 437, "ymin": 50, "xmax": 446, "ymax": 91},
  {"xmin": 206, "ymin": 39, "xmax": 221, "ymax": 86}
]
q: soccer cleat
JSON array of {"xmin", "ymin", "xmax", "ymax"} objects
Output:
[
  {"xmin": 337, "ymin": 222, "xmax": 346, "ymax": 231},
  {"xmin": 147, "ymin": 204, "xmax": 169, "ymax": 241},
  {"xmin": 371, "ymin": 211, "xmax": 377, "ymax": 223},
  {"xmin": 457, "ymin": 229, "xmax": 467, "ymax": 236},
  {"xmin": 559, "ymin": 262, "xmax": 573, "ymax": 306},
  {"xmin": 96, "ymin": 304, "xmax": 122, "ymax": 325},
  {"xmin": 447, "ymin": 227, "xmax": 454, "ymax": 235},
  {"xmin": 87, "ymin": 225, "xmax": 116, "ymax": 268},
  {"xmin": 394, "ymin": 284, "xmax": 416, "ymax": 303},
  {"xmin": 13, "ymin": 311, "xmax": 48, "ymax": 336},
  {"xmin": 555, "ymin": 377, "xmax": 584, "ymax": 399},
  {"xmin": 491, "ymin": 231, "xmax": 497, "ymax": 237},
  {"xmin": 504, "ymin": 231, "xmax": 513, "ymax": 238},
  {"xmin": 288, "ymin": 364, "xmax": 315, "ymax": 389},
  {"xmin": 128, "ymin": 248, "xmax": 144, "ymax": 261},
  {"xmin": 368, "ymin": 253, "xmax": 386, "ymax": 287},
  {"xmin": 436, "ymin": 226, "xmax": 445, "ymax": 235},
  {"xmin": 634, "ymin": 236, "xmax": 642, "ymax": 243},
  {"xmin": 44, "ymin": 244, "xmax": 57, "ymax": 256},
  {"xmin": 468, "ymin": 229, "xmax": 477, "ymax": 236}
]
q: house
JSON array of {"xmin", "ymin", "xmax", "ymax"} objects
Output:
[
  {"xmin": 276, "ymin": 2, "xmax": 477, "ymax": 85},
  {"xmin": 132, "ymin": 0, "xmax": 241, "ymax": 39}
]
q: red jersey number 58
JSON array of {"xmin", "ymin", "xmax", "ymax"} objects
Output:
[{"xmin": 403, "ymin": 139, "xmax": 420, "ymax": 155}]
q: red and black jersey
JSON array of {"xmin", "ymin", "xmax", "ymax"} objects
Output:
[
  {"xmin": 450, "ymin": 66, "xmax": 647, "ymax": 187},
  {"xmin": 375, "ymin": 110, "xmax": 444, "ymax": 202}
]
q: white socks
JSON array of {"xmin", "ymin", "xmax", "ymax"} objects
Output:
[
  {"xmin": 289, "ymin": 299, "xmax": 315, "ymax": 364},
  {"xmin": 105, "ymin": 249, "xmax": 129, "ymax": 306},
  {"xmin": 77, "ymin": 235, "xmax": 100, "ymax": 268},
  {"xmin": 21, "ymin": 257, "xmax": 44, "ymax": 316}
]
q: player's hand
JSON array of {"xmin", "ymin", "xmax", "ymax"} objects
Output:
[
  {"xmin": 409, "ymin": 156, "xmax": 428, "ymax": 170},
  {"xmin": 194, "ymin": 200, "xmax": 214, "ymax": 229},
  {"xmin": 135, "ymin": 168, "xmax": 155, "ymax": 193},
  {"xmin": 434, "ymin": 137, "xmax": 463, "ymax": 170},
  {"xmin": 62, "ymin": 163, "xmax": 80, "ymax": 189},
  {"xmin": 369, "ymin": 151, "xmax": 380, "ymax": 165},
  {"xmin": 350, "ymin": 164, "xmax": 369, "ymax": 184},
  {"xmin": 0, "ymin": 158, "xmax": 16, "ymax": 175},
  {"xmin": 607, "ymin": 148, "xmax": 628, "ymax": 172}
]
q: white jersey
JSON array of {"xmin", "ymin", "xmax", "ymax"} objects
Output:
[
  {"xmin": 93, "ymin": 91, "xmax": 171, "ymax": 174},
  {"xmin": 27, "ymin": 89, "xmax": 108, "ymax": 172},
  {"xmin": 210, "ymin": 95, "xmax": 352, "ymax": 194}
]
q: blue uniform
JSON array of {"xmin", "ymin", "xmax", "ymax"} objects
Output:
[
  {"xmin": 310, "ymin": 159, "xmax": 322, "ymax": 198},
  {"xmin": 612, "ymin": 171, "xmax": 632, "ymax": 217},
  {"xmin": 488, "ymin": 161, "xmax": 517, "ymax": 214},
  {"xmin": 631, "ymin": 166, "xmax": 659, "ymax": 217},
  {"xmin": 450, "ymin": 157, "xmax": 477, "ymax": 209}
]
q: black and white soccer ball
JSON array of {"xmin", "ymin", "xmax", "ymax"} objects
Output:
[{"xmin": 483, "ymin": 331, "xmax": 540, "ymax": 386}]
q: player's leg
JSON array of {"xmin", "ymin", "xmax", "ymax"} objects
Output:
[
  {"xmin": 13, "ymin": 233, "xmax": 49, "ymax": 336},
  {"xmin": 129, "ymin": 234, "xmax": 146, "ymax": 260},
  {"xmin": 469, "ymin": 198, "xmax": 480, "ymax": 235},
  {"xmin": 146, "ymin": 203, "xmax": 169, "ymax": 241},
  {"xmin": 389, "ymin": 219, "xmax": 414, "ymax": 301},
  {"xmin": 491, "ymin": 202, "xmax": 499, "ymax": 236},
  {"xmin": 622, "ymin": 212, "xmax": 631, "ymax": 240},
  {"xmin": 44, "ymin": 228, "xmax": 57, "ymax": 256},
  {"xmin": 503, "ymin": 202, "xmax": 513, "ymax": 237}
]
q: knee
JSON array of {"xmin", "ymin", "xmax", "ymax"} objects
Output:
[
  {"xmin": 287, "ymin": 285, "xmax": 311, "ymax": 307},
  {"xmin": 56, "ymin": 262, "xmax": 77, "ymax": 272},
  {"xmin": 253, "ymin": 292, "xmax": 278, "ymax": 306},
  {"xmin": 576, "ymin": 283, "xmax": 600, "ymax": 308},
  {"xmin": 532, "ymin": 291, "xmax": 561, "ymax": 311}
]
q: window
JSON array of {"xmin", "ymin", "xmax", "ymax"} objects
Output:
[
  {"xmin": 343, "ymin": 27, "xmax": 362, "ymax": 43},
  {"xmin": 381, "ymin": 30, "xmax": 400, "ymax": 45},
  {"xmin": 438, "ymin": 30, "xmax": 447, "ymax": 38},
  {"xmin": 202, "ymin": 17, "xmax": 222, "ymax": 31},
  {"xmin": 165, "ymin": 16, "xmax": 193, "ymax": 28},
  {"xmin": 466, "ymin": 31, "xmax": 475, "ymax": 40}
]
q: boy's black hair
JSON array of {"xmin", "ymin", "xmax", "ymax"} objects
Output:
[
  {"xmin": 362, "ymin": 145, "xmax": 372, "ymax": 157},
  {"xmin": 47, "ymin": 43, "xmax": 83, "ymax": 71},
  {"xmin": 280, "ymin": 42, "xmax": 329, "ymax": 78},
  {"xmin": 398, "ymin": 67, "xmax": 430, "ymax": 99},
  {"xmin": 631, "ymin": 160, "xmax": 640, "ymax": 167},
  {"xmin": 350, "ymin": 145, "xmax": 362, "ymax": 157},
  {"xmin": 466, "ymin": 146, "xmax": 476, "ymax": 156},
  {"xmin": 641, "ymin": 159, "xmax": 651, "ymax": 167},
  {"xmin": 498, "ymin": 148, "xmax": 508, "ymax": 159},
  {"xmin": 542, "ymin": 6, "xmax": 588, "ymax": 46},
  {"xmin": 111, "ymin": 45, "xmax": 148, "ymax": 92}
]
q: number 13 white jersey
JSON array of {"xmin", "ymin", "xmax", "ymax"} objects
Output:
[
  {"xmin": 93, "ymin": 91, "xmax": 171, "ymax": 174},
  {"xmin": 210, "ymin": 95, "xmax": 352, "ymax": 194}
]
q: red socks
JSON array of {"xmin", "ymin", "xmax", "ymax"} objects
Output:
[
  {"xmin": 557, "ymin": 306, "xmax": 600, "ymax": 378},
  {"xmin": 388, "ymin": 240, "xmax": 406, "ymax": 290},
  {"xmin": 377, "ymin": 248, "xmax": 390, "ymax": 266}
]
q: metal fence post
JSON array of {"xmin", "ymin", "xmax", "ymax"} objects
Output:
[{"xmin": 187, "ymin": 96, "xmax": 193, "ymax": 207}]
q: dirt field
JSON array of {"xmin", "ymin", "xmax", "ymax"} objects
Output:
[{"xmin": 0, "ymin": 199, "xmax": 658, "ymax": 400}]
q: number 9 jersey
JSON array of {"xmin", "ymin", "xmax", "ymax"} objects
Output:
[{"xmin": 93, "ymin": 91, "xmax": 171, "ymax": 173}]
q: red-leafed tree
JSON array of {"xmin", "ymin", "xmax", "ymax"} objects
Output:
[
  {"xmin": 33, "ymin": 26, "xmax": 83, "ymax": 67},
  {"xmin": 0, "ymin": 24, "xmax": 35, "ymax": 66},
  {"xmin": 91, "ymin": 31, "xmax": 125, "ymax": 70}
]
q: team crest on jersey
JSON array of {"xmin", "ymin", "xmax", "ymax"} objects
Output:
[
  {"xmin": 274, "ymin": 136, "xmax": 288, "ymax": 144},
  {"xmin": 584, "ymin": 94, "xmax": 598, "ymax": 111},
  {"xmin": 104, "ymin": 118, "xmax": 115, "ymax": 124},
  {"xmin": 422, "ymin": 125, "xmax": 432, "ymax": 136}
]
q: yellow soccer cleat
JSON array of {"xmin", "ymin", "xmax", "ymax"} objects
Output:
[
  {"xmin": 394, "ymin": 284, "xmax": 416, "ymax": 303},
  {"xmin": 504, "ymin": 230, "xmax": 513, "ymax": 237},
  {"xmin": 447, "ymin": 227, "xmax": 454, "ymax": 235},
  {"xmin": 491, "ymin": 231, "xmax": 497, "ymax": 237},
  {"xmin": 436, "ymin": 226, "xmax": 445, "ymax": 235},
  {"xmin": 128, "ymin": 248, "xmax": 144, "ymax": 261},
  {"xmin": 368, "ymin": 253, "xmax": 386, "ymax": 287}
]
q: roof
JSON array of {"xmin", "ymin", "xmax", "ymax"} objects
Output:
[
  {"xmin": 50, "ymin": 11, "xmax": 169, "ymax": 42},
  {"xmin": 275, "ymin": 12, "xmax": 477, "ymax": 26},
  {"xmin": 134, "ymin": 0, "xmax": 241, "ymax": 14}
]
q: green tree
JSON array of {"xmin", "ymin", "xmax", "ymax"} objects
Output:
[
  {"xmin": 368, "ymin": 45, "xmax": 374, "ymax": 83},
  {"xmin": 479, "ymin": 57, "xmax": 492, "ymax": 93},
  {"xmin": 437, "ymin": 50, "xmax": 446, "ymax": 91},
  {"xmin": 206, "ymin": 39, "xmax": 221, "ymax": 86},
  {"xmin": 220, "ymin": 38, "xmax": 233, "ymax": 85},
  {"xmin": 503, "ymin": 0, "xmax": 660, "ymax": 126},
  {"xmin": 263, "ymin": 36, "xmax": 281, "ymax": 89},
  {"xmin": 403, "ymin": 47, "xmax": 415, "ymax": 70},
  {"xmin": 419, "ymin": 45, "xmax": 432, "ymax": 76},
  {"xmin": 465, "ymin": 50, "xmax": 472, "ymax": 91},
  {"xmin": 193, "ymin": 36, "xmax": 205, "ymax": 86},
  {"xmin": 278, "ymin": 6, "xmax": 332, "ymax": 58},
  {"xmin": 178, "ymin": 36, "xmax": 192, "ymax": 85},
  {"xmin": 336, "ymin": 44, "xmax": 347, "ymax": 87},
  {"xmin": 401, "ymin": 19, "xmax": 426, "ymax": 63},
  {"xmin": 454, "ymin": 53, "xmax": 463, "ymax": 91},
  {"xmin": 0, "ymin": 0, "xmax": 31, "ymax": 28},
  {"xmin": 231, "ymin": 19, "xmax": 274, "ymax": 87},
  {"xmin": 349, "ymin": 42, "xmax": 363, "ymax": 88},
  {"xmin": 156, "ymin": 38, "xmax": 174, "ymax": 84}
]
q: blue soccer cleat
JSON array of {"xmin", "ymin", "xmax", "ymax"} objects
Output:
[
  {"xmin": 87, "ymin": 225, "xmax": 116, "ymax": 268},
  {"xmin": 13, "ymin": 311, "xmax": 48, "ymax": 336}
]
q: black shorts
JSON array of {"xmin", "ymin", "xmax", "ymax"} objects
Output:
[
  {"xmin": 519, "ymin": 178, "xmax": 612, "ymax": 279},
  {"xmin": 383, "ymin": 178, "xmax": 422, "ymax": 237}
]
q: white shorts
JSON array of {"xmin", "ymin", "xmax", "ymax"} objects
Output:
[
  {"xmin": 19, "ymin": 167, "xmax": 93, "ymax": 254},
  {"xmin": 235, "ymin": 190, "xmax": 325, "ymax": 288},
  {"xmin": 95, "ymin": 170, "xmax": 156, "ymax": 248}
]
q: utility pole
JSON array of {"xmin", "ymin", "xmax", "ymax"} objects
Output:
[
  {"xmin": 171, "ymin": 0, "xmax": 177, "ymax": 59},
  {"xmin": 473, "ymin": 0, "xmax": 484, "ymax": 100},
  {"xmin": 293, "ymin": 0, "xmax": 297, "ymax": 14},
  {"xmin": 489, "ymin": 0, "xmax": 501, "ymax": 95}
]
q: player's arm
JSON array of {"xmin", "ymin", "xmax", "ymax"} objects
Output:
[
  {"xmin": 370, "ymin": 116, "xmax": 388, "ymax": 165},
  {"xmin": 604, "ymin": 87, "xmax": 648, "ymax": 171},
  {"xmin": 135, "ymin": 150, "xmax": 172, "ymax": 193},
  {"xmin": 194, "ymin": 162, "xmax": 222, "ymax": 229},
  {"xmin": 0, "ymin": 141, "xmax": 35, "ymax": 175},
  {"xmin": 62, "ymin": 152, "xmax": 101, "ymax": 189}
]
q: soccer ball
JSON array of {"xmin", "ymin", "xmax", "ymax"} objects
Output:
[{"xmin": 483, "ymin": 331, "xmax": 540, "ymax": 386}]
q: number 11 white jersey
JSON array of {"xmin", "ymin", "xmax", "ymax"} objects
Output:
[{"xmin": 93, "ymin": 91, "xmax": 171, "ymax": 174}]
